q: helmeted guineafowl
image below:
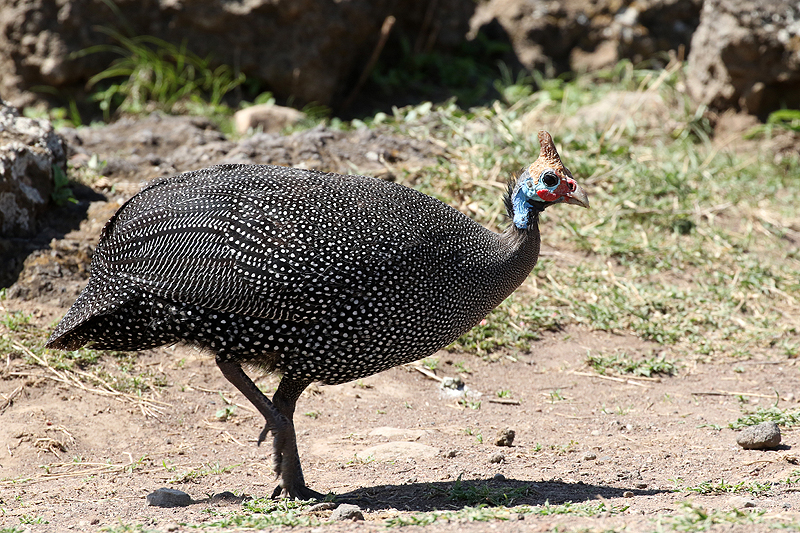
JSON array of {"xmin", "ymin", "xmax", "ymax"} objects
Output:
[{"xmin": 46, "ymin": 130, "xmax": 588, "ymax": 500}]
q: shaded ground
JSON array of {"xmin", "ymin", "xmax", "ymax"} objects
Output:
[{"xmin": 2, "ymin": 111, "xmax": 800, "ymax": 532}]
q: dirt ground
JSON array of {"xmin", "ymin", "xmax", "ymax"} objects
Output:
[
  {"xmin": 2, "ymin": 320, "xmax": 800, "ymax": 532},
  {"xmin": 2, "ymin": 114, "xmax": 800, "ymax": 532}
]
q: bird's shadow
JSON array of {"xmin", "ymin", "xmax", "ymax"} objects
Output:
[{"xmin": 329, "ymin": 477, "xmax": 668, "ymax": 512}]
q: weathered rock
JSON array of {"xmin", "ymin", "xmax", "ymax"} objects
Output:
[
  {"xmin": 145, "ymin": 488, "xmax": 192, "ymax": 507},
  {"xmin": 330, "ymin": 503, "xmax": 364, "ymax": 521},
  {"xmin": 0, "ymin": 101, "xmax": 66, "ymax": 237},
  {"xmin": 686, "ymin": 0, "xmax": 800, "ymax": 116},
  {"xmin": 0, "ymin": 0, "xmax": 473, "ymax": 109},
  {"xmin": 234, "ymin": 104, "xmax": 306, "ymax": 135},
  {"xmin": 469, "ymin": 0, "xmax": 701, "ymax": 73},
  {"xmin": 495, "ymin": 427, "xmax": 515, "ymax": 447},
  {"xmin": 736, "ymin": 421, "xmax": 782, "ymax": 450},
  {"xmin": 489, "ymin": 451, "xmax": 505, "ymax": 463}
]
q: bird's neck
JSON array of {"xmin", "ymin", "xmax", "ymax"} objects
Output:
[{"xmin": 498, "ymin": 216, "xmax": 541, "ymax": 285}]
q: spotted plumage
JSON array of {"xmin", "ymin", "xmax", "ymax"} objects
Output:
[{"xmin": 47, "ymin": 131, "xmax": 588, "ymax": 500}]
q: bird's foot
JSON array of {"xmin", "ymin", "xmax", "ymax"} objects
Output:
[{"xmin": 271, "ymin": 482, "xmax": 328, "ymax": 501}]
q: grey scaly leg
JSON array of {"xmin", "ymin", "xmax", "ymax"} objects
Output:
[{"xmin": 215, "ymin": 357, "xmax": 323, "ymax": 500}]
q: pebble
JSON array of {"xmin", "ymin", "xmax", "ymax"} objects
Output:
[
  {"xmin": 146, "ymin": 488, "xmax": 192, "ymax": 507},
  {"xmin": 330, "ymin": 503, "xmax": 364, "ymax": 521},
  {"xmin": 635, "ymin": 482, "xmax": 648, "ymax": 489},
  {"xmin": 441, "ymin": 376, "xmax": 464, "ymax": 390},
  {"xmin": 209, "ymin": 491, "xmax": 244, "ymax": 504},
  {"xmin": 736, "ymin": 421, "xmax": 781, "ymax": 449},
  {"xmin": 582, "ymin": 452, "xmax": 597, "ymax": 461},
  {"xmin": 489, "ymin": 452, "xmax": 505, "ymax": 464},
  {"xmin": 444, "ymin": 449, "xmax": 459, "ymax": 458},
  {"xmin": 623, "ymin": 491, "xmax": 634, "ymax": 498},
  {"xmin": 492, "ymin": 473, "xmax": 506, "ymax": 482},
  {"xmin": 495, "ymin": 428, "xmax": 515, "ymax": 447},
  {"xmin": 308, "ymin": 502, "xmax": 338, "ymax": 512},
  {"xmin": 728, "ymin": 496, "xmax": 756, "ymax": 509}
]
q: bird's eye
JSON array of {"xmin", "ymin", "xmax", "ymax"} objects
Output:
[{"xmin": 541, "ymin": 171, "xmax": 559, "ymax": 188}]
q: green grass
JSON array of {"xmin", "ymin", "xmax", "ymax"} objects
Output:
[
  {"xmin": 205, "ymin": 498, "xmax": 320, "ymax": 528},
  {"xmin": 729, "ymin": 405, "xmax": 800, "ymax": 429},
  {"xmin": 657, "ymin": 502, "xmax": 771, "ymax": 532},
  {"xmin": 75, "ymin": 26, "xmax": 244, "ymax": 120},
  {"xmin": 587, "ymin": 352, "xmax": 678, "ymax": 377},
  {"xmin": 433, "ymin": 475, "xmax": 536, "ymax": 507},
  {"xmin": 168, "ymin": 462, "xmax": 238, "ymax": 484},
  {"xmin": 385, "ymin": 500, "xmax": 627, "ymax": 528},
  {"xmin": 680, "ymin": 479, "xmax": 774, "ymax": 496}
]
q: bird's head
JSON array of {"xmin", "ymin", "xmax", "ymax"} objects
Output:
[{"xmin": 507, "ymin": 131, "xmax": 589, "ymax": 230}]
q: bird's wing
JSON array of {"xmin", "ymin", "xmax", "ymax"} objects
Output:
[{"xmin": 97, "ymin": 166, "xmax": 433, "ymax": 321}]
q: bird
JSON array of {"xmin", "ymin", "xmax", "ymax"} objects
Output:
[{"xmin": 46, "ymin": 130, "xmax": 588, "ymax": 500}]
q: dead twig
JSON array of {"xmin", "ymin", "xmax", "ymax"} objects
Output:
[
  {"xmin": 0, "ymin": 384, "xmax": 24, "ymax": 413},
  {"xmin": 487, "ymin": 398, "xmax": 521, "ymax": 405},
  {"xmin": 691, "ymin": 390, "xmax": 780, "ymax": 400},
  {"xmin": 570, "ymin": 370, "xmax": 650, "ymax": 388}
]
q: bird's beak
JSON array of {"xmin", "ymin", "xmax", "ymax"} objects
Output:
[{"xmin": 564, "ymin": 184, "xmax": 590, "ymax": 208}]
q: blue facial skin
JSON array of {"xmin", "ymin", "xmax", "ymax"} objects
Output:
[{"xmin": 512, "ymin": 169, "xmax": 559, "ymax": 229}]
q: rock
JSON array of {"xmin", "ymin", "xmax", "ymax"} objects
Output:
[
  {"xmin": 489, "ymin": 451, "xmax": 505, "ymax": 464},
  {"xmin": 492, "ymin": 473, "xmax": 506, "ymax": 481},
  {"xmin": 209, "ymin": 491, "xmax": 244, "ymax": 504},
  {"xmin": 145, "ymin": 488, "xmax": 192, "ymax": 508},
  {"xmin": 234, "ymin": 104, "xmax": 306, "ymax": 135},
  {"xmin": 582, "ymin": 452, "xmax": 597, "ymax": 461},
  {"xmin": 441, "ymin": 376, "xmax": 464, "ymax": 390},
  {"xmin": 444, "ymin": 449, "xmax": 458, "ymax": 458},
  {"xmin": 469, "ymin": 0, "xmax": 701, "ymax": 73},
  {"xmin": 728, "ymin": 495, "xmax": 757, "ymax": 509},
  {"xmin": 495, "ymin": 427, "xmax": 515, "ymax": 447},
  {"xmin": 0, "ymin": 101, "xmax": 67, "ymax": 237},
  {"xmin": 330, "ymin": 503, "xmax": 364, "ymax": 521},
  {"xmin": 686, "ymin": 0, "xmax": 800, "ymax": 116},
  {"xmin": 736, "ymin": 421, "xmax": 782, "ymax": 449},
  {"xmin": 356, "ymin": 441, "xmax": 440, "ymax": 462},
  {"xmin": 0, "ymin": 0, "xmax": 473, "ymax": 109},
  {"xmin": 307, "ymin": 502, "xmax": 338, "ymax": 512},
  {"xmin": 623, "ymin": 491, "xmax": 634, "ymax": 498}
]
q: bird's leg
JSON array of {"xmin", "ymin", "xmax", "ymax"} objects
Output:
[
  {"xmin": 269, "ymin": 376, "xmax": 325, "ymax": 501},
  {"xmin": 215, "ymin": 357, "xmax": 323, "ymax": 500}
]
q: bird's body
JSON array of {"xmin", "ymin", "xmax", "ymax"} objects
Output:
[{"xmin": 47, "ymin": 131, "xmax": 588, "ymax": 499}]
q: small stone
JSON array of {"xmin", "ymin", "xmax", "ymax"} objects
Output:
[
  {"xmin": 308, "ymin": 502, "xmax": 338, "ymax": 512},
  {"xmin": 736, "ymin": 421, "xmax": 781, "ymax": 450},
  {"xmin": 492, "ymin": 473, "xmax": 506, "ymax": 482},
  {"xmin": 233, "ymin": 104, "xmax": 305, "ymax": 134},
  {"xmin": 209, "ymin": 491, "xmax": 244, "ymax": 504},
  {"xmin": 635, "ymin": 482, "xmax": 648, "ymax": 489},
  {"xmin": 591, "ymin": 430, "xmax": 601, "ymax": 436},
  {"xmin": 623, "ymin": 491, "xmax": 634, "ymax": 498},
  {"xmin": 441, "ymin": 376, "xmax": 464, "ymax": 390},
  {"xmin": 728, "ymin": 496, "xmax": 756, "ymax": 509},
  {"xmin": 444, "ymin": 449, "xmax": 458, "ymax": 458},
  {"xmin": 489, "ymin": 452, "xmax": 505, "ymax": 464},
  {"xmin": 146, "ymin": 487, "xmax": 192, "ymax": 507},
  {"xmin": 582, "ymin": 452, "xmax": 597, "ymax": 461},
  {"xmin": 330, "ymin": 503, "xmax": 364, "ymax": 521},
  {"xmin": 495, "ymin": 428, "xmax": 515, "ymax": 447}
]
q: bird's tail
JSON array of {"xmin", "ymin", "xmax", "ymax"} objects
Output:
[{"xmin": 45, "ymin": 278, "xmax": 136, "ymax": 350}]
